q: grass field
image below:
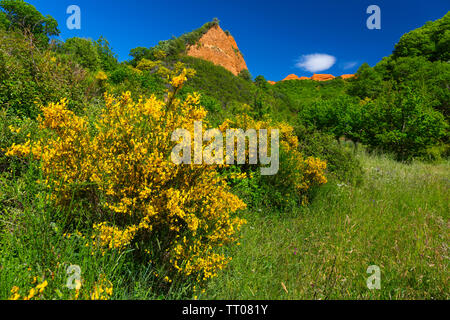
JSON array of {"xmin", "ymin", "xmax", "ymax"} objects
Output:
[
  {"xmin": 203, "ymin": 152, "xmax": 449, "ymax": 300},
  {"xmin": 0, "ymin": 151, "xmax": 448, "ymax": 300}
]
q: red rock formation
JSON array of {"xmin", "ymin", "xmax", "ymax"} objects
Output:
[
  {"xmin": 311, "ymin": 74, "xmax": 335, "ymax": 81},
  {"xmin": 267, "ymin": 80, "xmax": 276, "ymax": 85},
  {"xmin": 283, "ymin": 74, "xmax": 301, "ymax": 81},
  {"xmin": 277, "ymin": 74, "xmax": 354, "ymax": 83},
  {"xmin": 186, "ymin": 25, "xmax": 248, "ymax": 76}
]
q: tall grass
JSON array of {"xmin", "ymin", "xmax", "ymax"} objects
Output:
[
  {"xmin": 203, "ymin": 152, "xmax": 449, "ymax": 299},
  {"xmin": 1, "ymin": 150, "xmax": 448, "ymax": 299}
]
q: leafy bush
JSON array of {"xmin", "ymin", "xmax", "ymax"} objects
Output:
[
  {"xmin": 359, "ymin": 88, "xmax": 448, "ymax": 160},
  {"xmin": 295, "ymin": 126, "xmax": 363, "ymax": 184},
  {"xmin": 259, "ymin": 146, "xmax": 327, "ymax": 208},
  {"xmin": 6, "ymin": 71, "xmax": 247, "ymax": 284},
  {"xmin": 54, "ymin": 36, "xmax": 119, "ymax": 72},
  {"xmin": 0, "ymin": 29, "xmax": 91, "ymax": 117},
  {"xmin": 0, "ymin": 0, "xmax": 59, "ymax": 48},
  {"xmin": 298, "ymin": 95, "xmax": 362, "ymax": 143},
  {"xmin": 238, "ymin": 69, "xmax": 252, "ymax": 81},
  {"xmin": 54, "ymin": 37, "xmax": 100, "ymax": 70},
  {"xmin": 221, "ymin": 113, "xmax": 328, "ymax": 209},
  {"xmin": 392, "ymin": 12, "xmax": 450, "ymax": 62},
  {"xmin": 109, "ymin": 64, "xmax": 135, "ymax": 84},
  {"xmin": 347, "ymin": 63, "xmax": 384, "ymax": 100},
  {"xmin": 107, "ymin": 64, "xmax": 166, "ymax": 98}
]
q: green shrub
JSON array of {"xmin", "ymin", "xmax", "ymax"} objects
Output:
[
  {"xmin": 360, "ymin": 88, "xmax": 448, "ymax": 161},
  {"xmin": 0, "ymin": 0, "xmax": 59, "ymax": 48},
  {"xmin": 295, "ymin": 126, "xmax": 363, "ymax": 185},
  {"xmin": 272, "ymin": 77, "xmax": 348, "ymax": 114},
  {"xmin": 392, "ymin": 12, "xmax": 450, "ymax": 62},
  {"xmin": 347, "ymin": 63, "xmax": 384, "ymax": 100},
  {"xmin": 0, "ymin": 29, "xmax": 91, "ymax": 117},
  {"xmin": 54, "ymin": 37, "xmax": 100, "ymax": 70},
  {"xmin": 238, "ymin": 69, "xmax": 252, "ymax": 82},
  {"xmin": 108, "ymin": 65, "xmax": 166, "ymax": 98}
]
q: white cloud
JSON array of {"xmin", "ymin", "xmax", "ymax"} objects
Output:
[
  {"xmin": 295, "ymin": 54, "xmax": 336, "ymax": 73},
  {"xmin": 342, "ymin": 61, "xmax": 358, "ymax": 70}
]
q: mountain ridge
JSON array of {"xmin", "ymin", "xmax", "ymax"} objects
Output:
[{"xmin": 268, "ymin": 73, "xmax": 355, "ymax": 84}]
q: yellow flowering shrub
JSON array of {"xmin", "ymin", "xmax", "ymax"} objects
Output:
[
  {"xmin": 6, "ymin": 71, "xmax": 246, "ymax": 283},
  {"xmin": 95, "ymin": 71, "xmax": 108, "ymax": 81},
  {"xmin": 221, "ymin": 113, "xmax": 328, "ymax": 206}
]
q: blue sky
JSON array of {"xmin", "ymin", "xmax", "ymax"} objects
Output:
[{"xmin": 27, "ymin": 0, "xmax": 449, "ymax": 81}]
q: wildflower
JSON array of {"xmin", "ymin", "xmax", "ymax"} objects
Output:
[
  {"xmin": 9, "ymin": 286, "xmax": 20, "ymax": 300},
  {"xmin": 170, "ymin": 69, "xmax": 187, "ymax": 88},
  {"xmin": 95, "ymin": 70, "xmax": 108, "ymax": 81},
  {"xmin": 36, "ymin": 280, "xmax": 48, "ymax": 293},
  {"xmin": 25, "ymin": 288, "xmax": 36, "ymax": 300}
]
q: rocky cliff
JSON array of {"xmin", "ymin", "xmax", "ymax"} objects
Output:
[
  {"xmin": 183, "ymin": 23, "xmax": 355, "ymax": 82},
  {"xmin": 186, "ymin": 25, "xmax": 248, "ymax": 76},
  {"xmin": 283, "ymin": 74, "xmax": 301, "ymax": 81},
  {"xmin": 269, "ymin": 73, "xmax": 355, "ymax": 84},
  {"xmin": 311, "ymin": 74, "xmax": 335, "ymax": 81}
]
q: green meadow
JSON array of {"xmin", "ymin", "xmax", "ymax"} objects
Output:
[{"xmin": 205, "ymin": 151, "xmax": 449, "ymax": 300}]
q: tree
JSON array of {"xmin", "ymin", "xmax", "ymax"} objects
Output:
[
  {"xmin": 393, "ymin": 12, "xmax": 450, "ymax": 62},
  {"xmin": 254, "ymin": 75, "xmax": 269, "ymax": 89},
  {"xmin": 129, "ymin": 47, "xmax": 151, "ymax": 66},
  {"xmin": 95, "ymin": 36, "xmax": 118, "ymax": 71},
  {"xmin": 348, "ymin": 63, "xmax": 383, "ymax": 99},
  {"xmin": 374, "ymin": 55, "xmax": 450, "ymax": 120},
  {"xmin": 360, "ymin": 88, "xmax": 448, "ymax": 160},
  {"xmin": 212, "ymin": 17, "xmax": 220, "ymax": 26},
  {"xmin": 0, "ymin": 11, "xmax": 8, "ymax": 29},
  {"xmin": 0, "ymin": 0, "xmax": 59, "ymax": 47},
  {"xmin": 0, "ymin": 28, "xmax": 89, "ymax": 118},
  {"xmin": 56, "ymin": 37, "xmax": 100, "ymax": 70},
  {"xmin": 299, "ymin": 95, "xmax": 361, "ymax": 143},
  {"xmin": 238, "ymin": 69, "xmax": 252, "ymax": 81}
]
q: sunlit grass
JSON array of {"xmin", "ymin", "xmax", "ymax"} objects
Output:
[
  {"xmin": 1, "ymin": 151, "xmax": 448, "ymax": 299},
  {"xmin": 204, "ymin": 152, "xmax": 449, "ymax": 299}
]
